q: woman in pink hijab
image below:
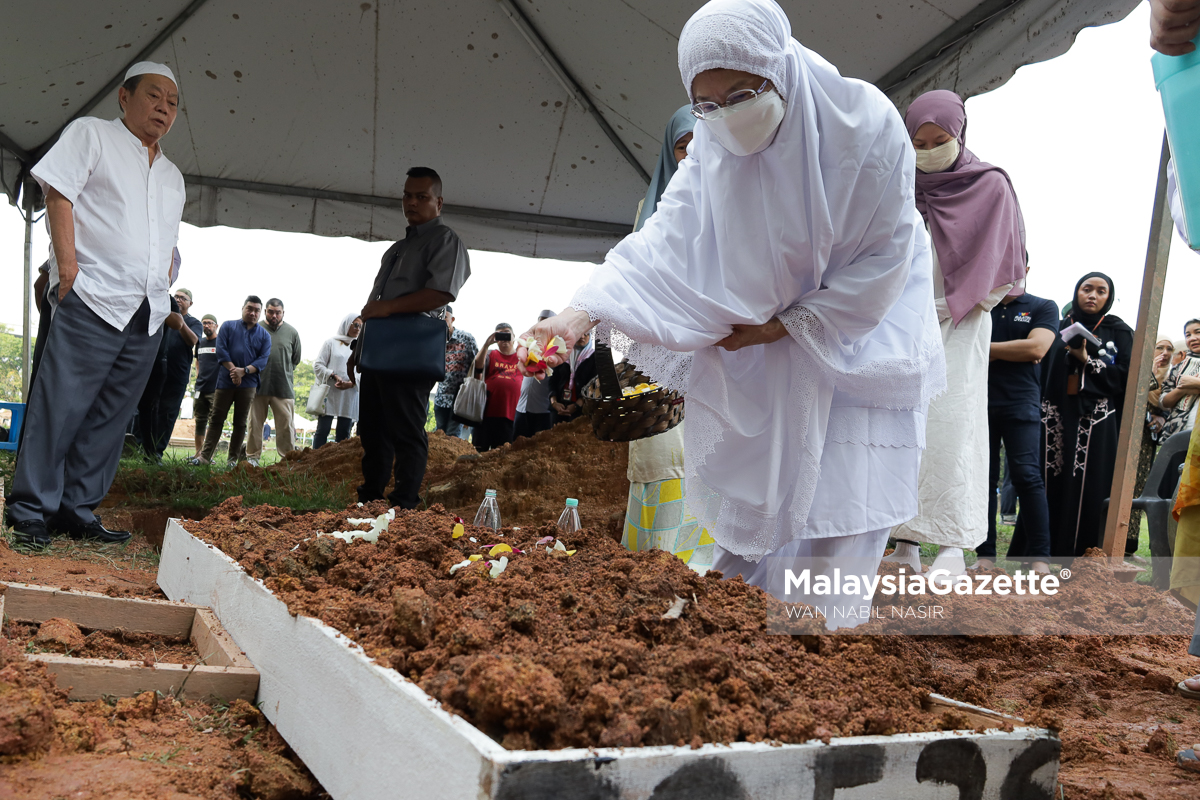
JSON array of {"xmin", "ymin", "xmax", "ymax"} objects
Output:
[{"xmin": 887, "ymin": 89, "xmax": 1027, "ymax": 578}]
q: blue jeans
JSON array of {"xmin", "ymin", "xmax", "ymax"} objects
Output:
[
  {"xmin": 434, "ymin": 404, "xmax": 470, "ymax": 440},
  {"xmin": 1000, "ymin": 455, "xmax": 1017, "ymax": 516},
  {"xmin": 314, "ymin": 415, "xmax": 354, "ymax": 449},
  {"xmin": 982, "ymin": 408, "xmax": 1051, "ymax": 560}
]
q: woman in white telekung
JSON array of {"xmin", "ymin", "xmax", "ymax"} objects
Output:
[{"xmin": 517, "ymin": 0, "xmax": 944, "ymax": 626}]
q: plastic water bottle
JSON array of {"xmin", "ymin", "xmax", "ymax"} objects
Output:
[
  {"xmin": 1152, "ymin": 37, "xmax": 1200, "ymax": 249},
  {"xmin": 556, "ymin": 498, "xmax": 581, "ymax": 535},
  {"xmin": 474, "ymin": 489, "xmax": 501, "ymax": 532}
]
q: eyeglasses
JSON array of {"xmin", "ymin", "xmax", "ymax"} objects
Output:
[
  {"xmin": 691, "ymin": 79, "xmax": 771, "ymax": 119},
  {"xmin": 173, "ymin": 294, "xmax": 189, "ymax": 302}
]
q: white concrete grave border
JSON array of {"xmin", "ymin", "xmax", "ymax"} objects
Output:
[{"xmin": 157, "ymin": 519, "xmax": 1060, "ymax": 800}]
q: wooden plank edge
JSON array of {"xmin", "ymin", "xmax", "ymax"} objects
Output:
[
  {"xmin": 925, "ymin": 693, "xmax": 1026, "ymax": 729},
  {"xmin": 1, "ymin": 581, "xmax": 201, "ymax": 636},
  {"xmin": 27, "ymin": 653, "xmax": 258, "ymax": 701},
  {"xmin": 190, "ymin": 607, "xmax": 254, "ymax": 670}
]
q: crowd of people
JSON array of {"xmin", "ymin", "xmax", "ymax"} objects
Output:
[{"xmin": 3, "ymin": 0, "xmax": 1200, "ymax": 759}]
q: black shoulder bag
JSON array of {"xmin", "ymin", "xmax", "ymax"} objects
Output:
[{"xmin": 355, "ymin": 247, "xmax": 448, "ymax": 380}]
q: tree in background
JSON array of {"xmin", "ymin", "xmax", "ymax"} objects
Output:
[
  {"xmin": 0, "ymin": 325, "xmax": 26, "ymax": 403},
  {"xmin": 292, "ymin": 359, "xmax": 316, "ymax": 417}
]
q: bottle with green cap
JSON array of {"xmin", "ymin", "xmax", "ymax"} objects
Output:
[
  {"xmin": 556, "ymin": 498, "xmax": 580, "ymax": 535},
  {"xmin": 474, "ymin": 489, "xmax": 501, "ymax": 532}
]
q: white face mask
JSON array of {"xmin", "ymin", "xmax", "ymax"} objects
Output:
[
  {"xmin": 915, "ymin": 138, "xmax": 960, "ymax": 173},
  {"xmin": 702, "ymin": 90, "xmax": 786, "ymax": 157}
]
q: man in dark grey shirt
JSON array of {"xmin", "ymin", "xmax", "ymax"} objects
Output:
[{"xmin": 353, "ymin": 167, "xmax": 470, "ymax": 508}]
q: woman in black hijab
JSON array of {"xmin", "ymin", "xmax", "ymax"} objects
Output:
[{"xmin": 1011, "ymin": 272, "xmax": 1134, "ymax": 560}]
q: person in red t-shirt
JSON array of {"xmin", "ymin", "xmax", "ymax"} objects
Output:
[{"xmin": 472, "ymin": 322, "xmax": 522, "ymax": 452}]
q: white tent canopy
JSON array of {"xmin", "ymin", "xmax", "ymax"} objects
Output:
[{"xmin": 3, "ymin": 0, "xmax": 1137, "ymax": 262}]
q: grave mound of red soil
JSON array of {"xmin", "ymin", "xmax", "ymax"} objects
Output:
[
  {"xmin": 0, "ymin": 635, "xmax": 323, "ymax": 799},
  {"xmin": 424, "ymin": 416, "xmax": 630, "ymax": 535},
  {"xmin": 260, "ymin": 431, "xmax": 478, "ymax": 504},
  {"xmin": 184, "ymin": 498, "xmax": 959, "ymax": 751},
  {"xmin": 265, "ymin": 418, "xmax": 629, "ymax": 533}
]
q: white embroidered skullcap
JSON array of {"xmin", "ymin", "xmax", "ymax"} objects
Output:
[
  {"xmin": 124, "ymin": 61, "xmax": 177, "ymax": 87},
  {"xmin": 678, "ymin": 0, "xmax": 789, "ymax": 100}
]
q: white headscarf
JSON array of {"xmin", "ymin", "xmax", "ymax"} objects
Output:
[
  {"xmin": 570, "ymin": 0, "xmax": 944, "ymax": 561},
  {"xmin": 334, "ymin": 313, "xmax": 360, "ymax": 344}
]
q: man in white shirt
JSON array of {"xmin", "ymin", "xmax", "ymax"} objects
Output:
[{"xmin": 4, "ymin": 62, "xmax": 185, "ymax": 547}]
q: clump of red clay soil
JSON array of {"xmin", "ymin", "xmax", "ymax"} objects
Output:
[
  {"xmin": 0, "ymin": 635, "xmax": 323, "ymax": 799},
  {"xmin": 185, "ymin": 497, "xmax": 955, "ymax": 751},
  {"xmin": 424, "ymin": 416, "xmax": 631, "ymax": 535},
  {"xmin": 4, "ymin": 618, "xmax": 201, "ymax": 666}
]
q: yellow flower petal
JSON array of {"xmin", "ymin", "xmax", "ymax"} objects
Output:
[
  {"xmin": 452, "ymin": 523, "xmax": 465, "ymax": 539},
  {"xmin": 488, "ymin": 543, "xmax": 514, "ymax": 557}
]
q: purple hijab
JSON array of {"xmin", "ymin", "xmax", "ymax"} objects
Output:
[{"xmin": 905, "ymin": 90, "xmax": 1027, "ymax": 326}]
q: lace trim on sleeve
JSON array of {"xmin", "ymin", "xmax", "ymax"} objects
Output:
[
  {"xmin": 570, "ymin": 282, "xmax": 694, "ymax": 394},
  {"xmin": 778, "ymin": 305, "xmax": 946, "ymax": 411},
  {"xmin": 826, "ymin": 407, "xmax": 925, "ymax": 448}
]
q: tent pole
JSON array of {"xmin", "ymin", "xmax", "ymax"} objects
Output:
[
  {"xmin": 1102, "ymin": 133, "xmax": 1173, "ymax": 559},
  {"xmin": 21, "ymin": 178, "xmax": 33, "ymax": 401}
]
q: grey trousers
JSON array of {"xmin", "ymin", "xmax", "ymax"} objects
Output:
[{"xmin": 7, "ymin": 292, "xmax": 161, "ymax": 527}]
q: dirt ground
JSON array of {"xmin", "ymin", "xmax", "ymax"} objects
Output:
[
  {"xmin": 177, "ymin": 498, "xmax": 1200, "ymax": 797},
  {"xmin": 186, "ymin": 499, "xmax": 948, "ymax": 751},
  {"xmin": 3, "ymin": 418, "xmax": 1199, "ymax": 797},
  {"xmin": 0, "ymin": 540, "xmax": 326, "ymax": 799},
  {"xmin": 0, "ymin": 631, "xmax": 322, "ymax": 800}
]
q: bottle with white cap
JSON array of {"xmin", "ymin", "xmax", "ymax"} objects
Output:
[
  {"xmin": 474, "ymin": 489, "xmax": 501, "ymax": 532},
  {"xmin": 557, "ymin": 498, "xmax": 581, "ymax": 535}
]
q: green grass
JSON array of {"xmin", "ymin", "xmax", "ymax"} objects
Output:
[
  {"xmin": 962, "ymin": 515, "xmax": 1152, "ymax": 570},
  {"xmin": 110, "ymin": 454, "xmax": 349, "ymax": 513},
  {"xmin": 0, "ymin": 449, "xmax": 14, "ymax": 497},
  {"xmin": 1, "ymin": 444, "xmax": 346, "ymax": 533}
]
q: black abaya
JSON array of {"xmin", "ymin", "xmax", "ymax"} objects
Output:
[{"xmin": 1010, "ymin": 314, "xmax": 1133, "ymax": 560}]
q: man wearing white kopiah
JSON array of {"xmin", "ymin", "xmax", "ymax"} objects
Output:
[
  {"xmin": 3, "ymin": 61, "xmax": 185, "ymax": 547},
  {"xmin": 517, "ymin": 0, "xmax": 944, "ymax": 625}
]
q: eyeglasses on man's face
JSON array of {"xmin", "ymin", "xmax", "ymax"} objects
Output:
[{"xmin": 691, "ymin": 79, "xmax": 771, "ymax": 119}]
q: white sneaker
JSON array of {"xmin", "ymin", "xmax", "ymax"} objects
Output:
[{"xmin": 246, "ymin": 457, "xmax": 260, "ymax": 467}]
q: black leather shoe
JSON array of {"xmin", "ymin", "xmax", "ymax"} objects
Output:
[
  {"xmin": 7, "ymin": 518, "xmax": 55, "ymax": 547},
  {"xmin": 63, "ymin": 519, "xmax": 132, "ymax": 544}
]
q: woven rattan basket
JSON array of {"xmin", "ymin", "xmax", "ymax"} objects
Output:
[{"xmin": 580, "ymin": 344, "xmax": 684, "ymax": 442}]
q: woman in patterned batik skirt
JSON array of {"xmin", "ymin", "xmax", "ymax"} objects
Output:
[{"xmin": 1011, "ymin": 272, "xmax": 1132, "ymax": 560}]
